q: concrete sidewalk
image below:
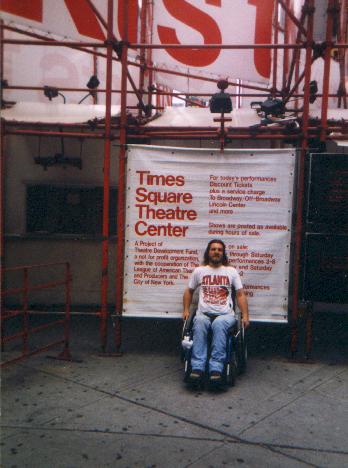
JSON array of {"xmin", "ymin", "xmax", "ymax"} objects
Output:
[{"xmin": 1, "ymin": 315, "xmax": 348, "ymax": 467}]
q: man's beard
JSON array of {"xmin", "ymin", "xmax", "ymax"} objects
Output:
[{"xmin": 209, "ymin": 255, "xmax": 222, "ymax": 265}]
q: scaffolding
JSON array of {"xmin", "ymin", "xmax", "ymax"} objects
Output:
[
  {"xmin": 1, "ymin": 262, "xmax": 72, "ymax": 367},
  {"xmin": 1, "ymin": 0, "xmax": 347, "ymax": 359}
]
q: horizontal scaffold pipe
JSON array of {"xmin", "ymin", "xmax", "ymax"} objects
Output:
[
  {"xmin": 5, "ymin": 85, "xmax": 131, "ymax": 94},
  {"xmin": 144, "ymin": 63, "xmax": 270, "ymax": 92},
  {"xmin": 4, "ymin": 129, "xmax": 117, "ymax": 139},
  {"xmin": 4, "ymin": 85, "xmax": 343, "ymax": 99},
  {"xmin": 3, "ymin": 121, "xmax": 122, "ymax": 130},
  {"xmin": 132, "ymin": 125, "xmax": 344, "ymax": 132},
  {"xmin": 128, "ymin": 132, "xmax": 303, "ymax": 139},
  {"xmin": 131, "ymin": 43, "xmax": 305, "ymax": 49},
  {"xmin": 2, "ymin": 39, "xmax": 104, "ymax": 47}
]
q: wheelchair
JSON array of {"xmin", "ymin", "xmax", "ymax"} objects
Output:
[{"xmin": 181, "ymin": 309, "xmax": 247, "ymax": 389}]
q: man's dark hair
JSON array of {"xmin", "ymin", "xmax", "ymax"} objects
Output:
[{"xmin": 203, "ymin": 239, "xmax": 229, "ymax": 266}]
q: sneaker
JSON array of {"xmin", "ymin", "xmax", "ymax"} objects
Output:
[
  {"xmin": 209, "ymin": 371, "xmax": 222, "ymax": 382},
  {"xmin": 189, "ymin": 369, "xmax": 203, "ymax": 381}
]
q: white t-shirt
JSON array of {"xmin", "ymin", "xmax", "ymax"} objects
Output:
[{"xmin": 188, "ymin": 265, "xmax": 243, "ymax": 316}]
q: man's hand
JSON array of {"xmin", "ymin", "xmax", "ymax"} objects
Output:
[
  {"xmin": 242, "ymin": 317, "xmax": 250, "ymax": 329},
  {"xmin": 236, "ymin": 288, "xmax": 249, "ymax": 330},
  {"xmin": 183, "ymin": 309, "xmax": 190, "ymax": 321},
  {"xmin": 183, "ymin": 288, "xmax": 194, "ymax": 321}
]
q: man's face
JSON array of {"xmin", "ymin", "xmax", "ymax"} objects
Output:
[{"xmin": 208, "ymin": 242, "xmax": 224, "ymax": 266}]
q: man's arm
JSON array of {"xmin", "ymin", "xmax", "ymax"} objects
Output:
[
  {"xmin": 236, "ymin": 288, "xmax": 249, "ymax": 328},
  {"xmin": 183, "ymin": 287, "xmax": 194, "ymax": 320}
]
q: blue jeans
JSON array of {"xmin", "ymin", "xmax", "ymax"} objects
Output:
[{"xmin": 191, "ymin": 313, "xmax": 237, "ymax": 373}]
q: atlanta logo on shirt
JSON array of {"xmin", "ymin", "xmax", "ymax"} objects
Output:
[{"xmin": 202, "ymin": 275, "xmax": 230, "ymax": 305}]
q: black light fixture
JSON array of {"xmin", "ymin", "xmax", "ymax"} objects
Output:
[
  {"xmin": 79, "ymin": 75, "xmax": 100, "ymax": 104},
  {"xmin": 209, "ymin": 79, "xmax": 232, "ymax": 113},
  {"xmin": 44, "ymin": 86, "xmax": 58, "ymax": 100},
  {"xmin": 308, "ymin": 80, "xmax": 318, "ymax": 104},
  {"xmin": 251, "ymin": 97, "xmax": 285, "ymax": 117},
  {"xmin": 43, "ymin": 85, "xmax": 66, "ymax": 103},
  {"xmin": 86, "ymin": 75, "xmax": 100, "ymax": 90},
  {"xmin": 260, "ymin": 97, "xmax": 285, "ymax": 117}
]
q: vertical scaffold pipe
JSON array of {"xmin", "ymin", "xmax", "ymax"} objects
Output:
[
  {"xmin": 0, "ymin": 20, "xmax": 4, "ymax": 106},
  {"xmin": 147, "ymin": 0, "xmax": 155, "ymax": 115},
  {"xmin": 272, "ymin": 1, "xmax": 279, "ymax": 95},
  {"xmin": 114, "ymin": 0, "xmax": 129, "ymax": 353},
  {"xmin": 282, "ymin": 0, "xmax": 291, "ymax": 92},
  {"xmin": 22, "ymin": 268, "xmax": 29, "ymax": 355},
  {"xmin": 290, "ymin": 0, "xmax": 315, "ymax": 357},
  {"xmin": 0, "ymin": 25, "xmax": 5, "ymax": 348},
  {"xmin": 0, "ymin": 120, "xmax": 5, "ymax": 351},
  {"xmin": 138, "ymin": 0, "xmax": 147, "ymax": 117},
  {"xmin": 100, "ymin": 0, "xmax": 114, "ymax": 353},
  {"xmin": 0, "ymin": 120, "xmax": 5, "ymax": 332},
  {"xmin": 338, "ymin": 0, "xmax": 347, "ymax": 108},
  {"xmin": 60, "ymin": 262, "xmax": 72, "ymax": 360},
  {"xmin": 320, "ymin": 0, "xmax": 337, "ymax": 141}
]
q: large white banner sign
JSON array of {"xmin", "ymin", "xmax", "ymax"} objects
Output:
[
  {"xmin": 1, "ymin": 0, "xmax": 274, "ymax": 84},
  {"xmin": 0, "ymin": 0, "xmax": 139, "ymax": 43},
  {"xmin": 152, "ymin": 0, "xmax": 275, "ymax": 84},
  {"xmin": 123, "ymin": 146, "xmax": 296, "ymax": 322}
]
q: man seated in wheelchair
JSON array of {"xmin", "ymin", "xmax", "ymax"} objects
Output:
[{"xmin": 182, "ymin": 239, "xmax": 249, "ymax": 386}]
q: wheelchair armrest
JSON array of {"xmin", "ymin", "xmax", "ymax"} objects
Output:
[
  {"xmin": 230, "ymin": 312, "xmax": 246, "ymax": 338},
  {"xmin": 182, "ymin": 309, "xmax": 196, "ymax": 338}
]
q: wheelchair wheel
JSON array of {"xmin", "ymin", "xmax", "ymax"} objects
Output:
[
  {"xmin": 237, "ymin": 327, "xmax": 247, "ymax": 375},
  {"xmin": 226, "ymin": 350, "xmax": 237, "ymax": 386},
  {"xmin": 183, "ymin": 354, "xmax": 192, "ymax": 383}
]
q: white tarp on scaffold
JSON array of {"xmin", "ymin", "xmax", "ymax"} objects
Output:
[
  {"xmin": 1, "ymin": 0, "xmax": 273, "ymax": 86},
  {"xmin": 152, "ymin": 0, "xmax": 274, "ymax": 85},
  {"xmin": 1, "ymin": 102, "xmax": 121, "ymax": 124},
  {"xmin": 0, "ymin": 0, "xmax": 138, "ymax": 45},
  {"xmin": 123, "ymin": 145, "xmax": 297, "ymax": 322},
  {"xmin": 145, "ymin": 108, "xmax": 261, "ymax": 128}
]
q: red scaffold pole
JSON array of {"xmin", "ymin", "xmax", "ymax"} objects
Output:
[
  {"xmin": 337, "ymin": 0, "xmax": 347, "ymax": 108},
  {"xmin": 114, "ymin": 0, "xmax": 129, "ymax": 355},
  {"xmin": 85, "ymin": 0, "xmax": 146, "ymax": 113},
  {"xmin": 100, "ymin": 0, "xmax": 114, "ymax": 353},
  {"xmin": 320, "ymin": 0, "xmax": 336, "ymax": 141},
  {"xmin": 0, "ymin": 120, "xmax": 5, "ymax": 350},
  {"xmin": 138, "ymin": 0, "xmax": 148, "ymax": 117},
  {"xmin": 58, "ymin": 262, "xmax": 72, "ymax": 360},
  {"xmin": 1, "ymin": 262, "xmax": 73, "ymax": 367},
  {"xmin": 282, "ymin": 0, "xmax": 291, "ymax": 93},
  {"xmin": 290, "ymin": 0, "xmax": 315, "ymax": 358},
  {"xmin": 272, "ymin": 1, "xmax": 279, "ymax": 95}
]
